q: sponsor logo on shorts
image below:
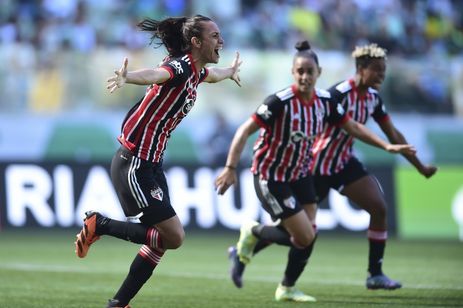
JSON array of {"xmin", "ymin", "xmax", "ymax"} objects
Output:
[{"xmin": 150, "ymin": 187, "xmax": 164, "ymax": 201}]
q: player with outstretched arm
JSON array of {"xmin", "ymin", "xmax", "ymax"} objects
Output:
[{"xmin": 74, "ymin": 15, "xmax": 242, "ymax": 308}]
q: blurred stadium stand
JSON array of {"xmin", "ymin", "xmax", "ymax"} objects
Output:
[{"xmin": 0, "ymin": 0, "xmax": 462, "ymax": 165}]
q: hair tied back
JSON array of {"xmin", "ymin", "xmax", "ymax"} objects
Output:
[{"xmin": 295, "ymin": 40, "xmax": 311, "ymax": 51}]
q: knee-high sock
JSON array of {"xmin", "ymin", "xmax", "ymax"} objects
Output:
[
  {"xmin": 367, "ymin": 229, "xmax": 387, "ymax": 276},
  {"xmin": 97, "ymin": 217, "xmax": 148, "ymax": 243},
  {"xmin": 282, "ymin": 234, "xmax": 317, "ymax": 287},
  {"xmin": 253, "ymin": 239, "xmax": 272, "ymax": 255},
  {"xmin": 98, "ymin": 217, "xmax": 163, "ymax": 250},
  {"xmin": 113, "ymin": 246, "xmax": 164, "ymax": 306},
  {"xmin": 252, "ymin": 225, "xmax": 288, "ymax": 255},
  {"xmin": 252, "ymin": 224, "xmax": 292, "ymax": 246}
]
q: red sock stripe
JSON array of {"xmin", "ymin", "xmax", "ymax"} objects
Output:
[
  {"xmin": 146, "ymin": 227, "xmax": 163, "ymax": 250},
  {"xmin": 367, "ymin": 229, "xmax": 388, "ymax": 241},
  {"xmin": 139, "ymin": 245, "xmax": 164, "ymax": 266}
]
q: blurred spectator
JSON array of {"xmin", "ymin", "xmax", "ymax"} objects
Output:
[
  {"xmin": 0, "ymin": 0, "xmax": 461, "ymax": 55},
  {"xmin": 0, "ymin": 0, "xmax": 461, "ymax": 114},
  {"xmin": 29, "ymin": 57, "xmax": 65, "ymax": 113},
  {"xmin": 205, "ymin": 112, "xmax": 236, "ymax": 166}
]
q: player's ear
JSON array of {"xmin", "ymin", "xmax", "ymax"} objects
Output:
[{"xmin": 191, "ymin": 37, "xmax": 201, "ymax": 48}]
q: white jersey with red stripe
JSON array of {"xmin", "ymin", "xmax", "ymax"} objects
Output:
[
  {"xmin": 118, "ymin": 54, "xmax": 208, "ymax": 162},
  {"xmin": 310, "ymin": 78, "xmax": 389, "ymax": 176},
  {"xmin": 251, "ymin": 85, "xmax": 348, "ymax": 182}
]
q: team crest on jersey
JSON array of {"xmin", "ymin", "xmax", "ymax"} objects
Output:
[
  {"xmin": 150, "ymin": 187, "xmax": 163, "ymax": 201},
  {"xmin": 283, "ymin": 196, "xmax": 296, "ymax": 209},
  {"xmin": 315, "ymin": 108, "xmax": 324, "ymax": 120},
  {"xmin": 290, "ymin": 131, "xmax": 313, "ymax": 143},
  {"xmin": 257, "ymin": 104, "xmax": 272, "ymax": 119}
]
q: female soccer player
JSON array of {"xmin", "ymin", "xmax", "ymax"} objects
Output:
[
  {"xmin": 215, "ymin": 41, "xmax": 415, "ymax": 302},
  {"xmin": 74, "ymin": 15, "xmax": 242, "ymax": 308},
  {"xmin": 309, "ymin": 43, "xmax": 437, "ymax": 289}
]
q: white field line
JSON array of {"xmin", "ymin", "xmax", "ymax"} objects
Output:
[{"xmin": 1, "ymin": 262, "xmax": 462, "ymax": 291}]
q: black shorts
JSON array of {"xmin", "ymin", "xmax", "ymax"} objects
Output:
[
  {"xmin": 110, "ymin": 146, "xmax": 177, "ymax": 225},
  {"xmin": 313, "ymin": 157, "xmax": 369, "ymax": 203},
  {"xmin": 253, "ymin": 174, "xmax": 317, "ymax": 221}
]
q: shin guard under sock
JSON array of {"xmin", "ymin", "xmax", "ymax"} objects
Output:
[
  {"xmin": 113, "ymin": 247, "xmax": 164, "ymax": 306},
  {"xmin": 282, "ymin": 235, "xmax": 317, "ymax": 287},
  {"xmin": 253, "ymin": 239, "xmax": 272, "ymax": 255},
  {"xmin": 97, "ymin": 217, "xmax": 150, "ymax": 245},
  {"xmin": 368, "ymin": 240, "xmax": 385, "ymax": 276},
  {"xmin": 252, "ymin": 225, "xmax": 292, "ymax": 246},
  {"xmin": 367, "ymin": 229, "xmax": 387, "ymax": 276}
]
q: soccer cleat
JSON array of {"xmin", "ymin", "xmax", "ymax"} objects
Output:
[
  {"xmin": 75, "ymin": 211, "xmax": 101, "ymax": 258},
  {"xmin": 275, "ymin": 283, "xmax": 317, "ymax": 302},
  {"xmin": 107, "ymin": 299, "xmax": 131, "ymax": 308},
  {"xmin": 236, "ymin": 221, "xmax": 259, "ymax": 264},
  {"xmin": 228, "ymin": 246, "xmax": 246, "ymax": 288},
  {"xmin": 366, "ymin": 274, "xmax": 402, "ymax": 290}
]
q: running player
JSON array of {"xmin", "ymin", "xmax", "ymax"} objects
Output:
[
  {"xmin": 227, "ymin": 43, "xmax": 437, "ymax": 293},
  {"xmin": 215, "ymin": 41, "xmax": 415, "ymax": 302},
  {"xmin": 310, "ymin": 43, "xmax": 437, "ymax": 289},
  {"xmin": 74, "ymin": 15, "xmax": 242, "ymax": 308}
]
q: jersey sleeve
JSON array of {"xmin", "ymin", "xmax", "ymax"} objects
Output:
[
  {"xmin": 159, "ymin": 58, "xmax": 190, "ymax": 86},
  {"xmin": 327, "ymin": 100, "xmax": 350, "ymax": 126},
  {"xmin": 372, "ymin": 95, "xmax": 390, "ymax": 123},
  {"xmin": 251, "ymin": 94, "xmax": 285, "ymax": 128},
  {"xmin": 325, "ymin": 87, "xmax": 349, "ymax": 126}
]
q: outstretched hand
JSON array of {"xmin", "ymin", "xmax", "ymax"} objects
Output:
[
  {"xmin": 385, "ymin": 144, "xmax": 416, "ymax": 155},
  {"xmin": 107, "ymin": 57, "xmax": 128, "ymax": 93},
  {"xmin": 215, "ymin": 167, "xmax": 237, "ymax": 195},
  {"xmin": 419, "ymin": 164, "xmax": 438, "ymax": 178},
  {"xmin": 230, "ymin": 51, "xmax": 242, "ymax": 87}
]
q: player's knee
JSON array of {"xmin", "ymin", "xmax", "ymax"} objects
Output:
[
  {"xmin": 166, "ymin": 229, "xmax": 185, "ymax": 249},
  {"xmin": 372, "ymin": 201, "xmax": 387, "ymax": 221},
  {"xmin": 291, "ymin": 233, "xmax": 314, "ymax": 249}
]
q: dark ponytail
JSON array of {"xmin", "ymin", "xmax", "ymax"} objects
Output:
[
  {"xmin": 294, "ymin": 40, "xmax": 319, "ymax": 66},
  {"xmin": 138, "ymin": 15, "xmax": 212, "ymax": 57},
  {"xmin": 138, "ymin": 17, "xmax": 187, "ymax": 57}
]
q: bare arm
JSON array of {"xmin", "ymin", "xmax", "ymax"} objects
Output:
[
  {"xmin": 205, "ymin": 51, "xmax": 242, "ymax": 86},
  {"xmin": 341, "ymin": 118, "xmax": 416, "ymax": 155},
  {"xmin": 378, "ymin": 119, "xmax": 438, "ymax": 178},
  {"xmin": 215, "ymin": 118, "xmax": 259, "ymax": 194},
  {"xmin": 106, "ymin": 57, "xmax": 171, "ymax": 93}
]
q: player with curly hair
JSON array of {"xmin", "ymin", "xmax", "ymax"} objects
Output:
[{"xmin": 310, "ymin": 43, "xmax": 437, "ymax": 289}]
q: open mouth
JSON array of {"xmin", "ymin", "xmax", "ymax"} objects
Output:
[{"xmin": 214, "ymin": 46, "xmax": 222, "ymax": 57}]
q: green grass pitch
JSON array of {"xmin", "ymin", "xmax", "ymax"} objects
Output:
[{"xmin": 0, "ymin": 230, "xmax": 462, "ymax": 307}]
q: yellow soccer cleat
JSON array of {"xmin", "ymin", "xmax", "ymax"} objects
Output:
[
  {"xmin": 275, "ymin": 283, "xmax": 317, "ymax": 302},
  {"xmin": 236, "ymin": 221, "xmax": 259, "ymax": 264}
]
